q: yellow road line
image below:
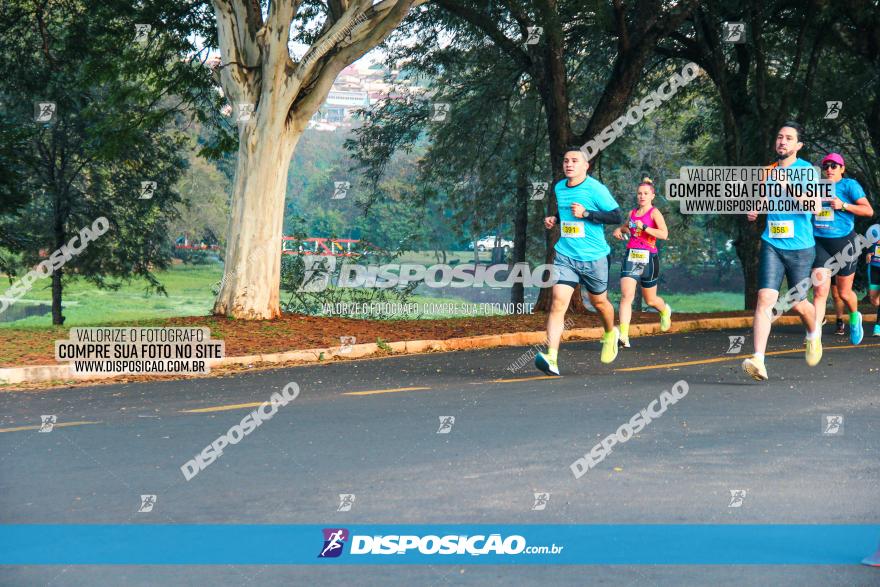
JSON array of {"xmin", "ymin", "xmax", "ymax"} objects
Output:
[
  {"xmin": 182, "ymin": 386, "xmax": 434, "ymax": 408},
  {"xmin": 343, "ymin": 386, "xmax": 431, "ymax": 396},
  {"xmin": 490, "ymin": 375, "xmax": 561, "ymax": 383},
  {"xmin": 617, "ymin": 342, "xmax": 880, "ymax": 373},
  {"xmin": 180, "ymin": 402, "xmax": 265, "ymax": 413},
  {"xmin": 0, "ymin": 421, "xmax": 102, "ymax": 433}
]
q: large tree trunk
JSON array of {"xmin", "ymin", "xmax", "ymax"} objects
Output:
[
  {"xmin": 213, "ymin": 113, "xmax": 298, "ymax": 319},
  {"xmin": 736, "ymin": 220, "xmax": 762, "ymax": 310},
  {"xmin": 51, "ymin": 189, "xmax": 65, "ymax": 325},
  {"xmin": 723, "ymin": 95, "xmax": 767, "ymax": 311},
  {"xmin": 51, "ymin": 267, "xmax": 63, "ymax": 325},
  {"xmin": 511, "ymin": 166, "xmax": 529, "ymax": 306},
  {"xmin": 210, "ymin": 0, "xmax": 421, "ymax": 320},
  {"xmin": 533, "ymin": 78, "xmax": 579, "ymax": 312}
]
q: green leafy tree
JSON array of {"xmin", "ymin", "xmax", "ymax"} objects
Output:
[
  {"xmin": 657, "ymin": 0, "xmax": 879, "ymax": 307},
  {"xmin": 347, "ymin": 48, "xmax": 549, "ymax": 306},
  {"xmin": 208, "ymin": 0, "xmax": 425, "ymax": 320},
  {"xmin": 0, "ymin": 0, "xmax": 218, "ymax": 324},
  {"xmin": 419, "ymin": 0, "xmax": 697, "ymax": 310}
]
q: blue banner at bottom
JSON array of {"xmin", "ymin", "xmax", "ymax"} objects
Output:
[{"xmin": 1, "ymin": 525, "xmax": 879, "ymax": 565}]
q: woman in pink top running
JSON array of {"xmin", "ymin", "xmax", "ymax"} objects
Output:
[{"xmin": 612, "ymin": 178, "xmax": 671, "ymax": 348}]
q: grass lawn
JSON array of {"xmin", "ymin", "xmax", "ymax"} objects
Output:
[
  {"xmin": 0, "ymin": 264, "xmax": 504, "ymax": 327},
  {"xmin": 1, "ymin": 265, "xmax": 223, "ymax": 328},
  {"xmin": 606, "ymin": 290, "xmax": 745, "ymax": 313},
  {"xmin": 2, "ymin": 262, "xmax": 748, "ymax": 329}
]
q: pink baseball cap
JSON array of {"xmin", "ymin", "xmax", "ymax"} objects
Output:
[{"xmin": 821, "ymin": 153, "xmax": 845, "ymax": 166}]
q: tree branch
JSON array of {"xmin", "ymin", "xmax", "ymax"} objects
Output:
[
  {"xmin": 574, "ymin": 0, "xmax": 697, "ymax": 145},
  {"xmin": 260, "ymin": 0, "xmax": 297, "ymax": 75},
  {"xmin": 797, "ymin": 23, "xmax": 826, "ymax": 118},
  {"xmin": 211, "ymin": 0, "xmax": 262, "ymax": 103},
  {"xmin": 774, "ymin": 3, "xmax": 814, "ymax": 123},
  {"xmin": 293, "ymin": 1, "xmax": 369, "ymax": 88},
  {"xmin": 433, "ymin": 0, "xmax": 532, "ymax": 72},
  {"xmin": 292, "ymin": 0, "xmax": 422, "ymax": 125}
]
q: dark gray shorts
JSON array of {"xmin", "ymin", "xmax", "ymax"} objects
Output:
[
  {"xmin": 552, "ymin": 252, "xmax": 609, "ymax": 295},
  {"xmin": 758, "ymin": 241, "xmax": 815, "ymax": 296}
]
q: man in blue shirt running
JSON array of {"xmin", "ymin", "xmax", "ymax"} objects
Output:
[
  {"xmin": 534, "ymin": 147, "xmax": 622, "ymax": 376},
  {"xmin": 742, "ymin": 122, "xmax": 822, "ymax": 381}
]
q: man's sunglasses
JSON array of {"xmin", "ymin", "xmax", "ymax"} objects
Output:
[{"xmin": 822, "ymin": 162, "xmax": 841, "ymax": 170}]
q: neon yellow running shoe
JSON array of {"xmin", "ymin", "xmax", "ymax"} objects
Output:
[
  {"xmin": 600, "ymin": 328, "xmax": 620, "ymax": 364},
  {"xmin": 660, "ymin": 304, "xmax": 673, "ymax": 331},
  {"xmin": 805, "ymin": 337, "xmax": 823, "ymax": 367}
]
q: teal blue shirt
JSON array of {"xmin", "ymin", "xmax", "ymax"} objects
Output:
[
  {"xmin": 553, "ymin": 176, "xmax": 619, "ymax": 262},
  {"xmin": 813, "ymin": 177, "xmax": 866, "ymax": 238},
  {"xmin": 761, "ymin": 158, "xmax": 816, "ymax": 250}
]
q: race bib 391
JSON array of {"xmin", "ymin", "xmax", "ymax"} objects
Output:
[{"xmin": 561, "ymin": 221, "xmax": 585, "ymax": 238}]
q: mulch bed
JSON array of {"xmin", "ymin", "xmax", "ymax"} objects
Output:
[{"xmin": 0, "ymin": 310, "xmax": 756, "ymax": 368}]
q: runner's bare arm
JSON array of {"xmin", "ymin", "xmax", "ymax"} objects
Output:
[
  {"xmin": 643, "ymin": 208, "xmax": 669, "ymax": 240},
  {"xmin": 843, "ymin": 197, "xmax": 874, "ymax": 217}
]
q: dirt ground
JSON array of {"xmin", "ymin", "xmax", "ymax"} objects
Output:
[{"xmin": 0, "ymin": 310, "xmax": 758, "ymax": 368}]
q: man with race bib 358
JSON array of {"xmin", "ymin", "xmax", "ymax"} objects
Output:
[
  {"xmin": 535, "ymin": 147, "xmax": 623, "ymax": 376},
  {"xmin": 742, "ymin": 122, "xmax": 821, "ymax": 381}
]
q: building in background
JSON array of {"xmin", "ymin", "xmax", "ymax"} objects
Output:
[{"xmin": 309, "ymin": 63, "xmax": 422, "ymax": 131}]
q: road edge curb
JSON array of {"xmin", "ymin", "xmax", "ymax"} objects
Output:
[{"xmin": 0, "ymin": 314, "xmax": 825, "ymax": 385}]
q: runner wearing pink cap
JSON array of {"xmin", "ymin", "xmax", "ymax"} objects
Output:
[
  {"xmin": 824, "ymin": 153, "xmax": 849, "ymax": 335},
  {"xmin": 810, "ymin": 152, "xmax": 873, "ymax": 345}
]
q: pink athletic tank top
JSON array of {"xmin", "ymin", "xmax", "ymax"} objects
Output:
[{"xmin": 627, "ymin": 207, "xmax": 658, "ymax": 253}]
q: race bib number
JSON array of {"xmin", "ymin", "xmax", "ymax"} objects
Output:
[
  {"xmin": 560, "ymin": 221, "xmax": 585, "ymax": 238},
  {"xmin": 816, "ymin": 207, "xmax": 834, "ymax": 224},
  {"xmin": 627, "ymin": 248, "xmax": 650, "ymax": 263},
  {"xmin": 768, "ymin": 220, "xmax": 794, "ymax": 239}
]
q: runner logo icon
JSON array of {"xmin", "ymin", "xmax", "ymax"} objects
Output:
[
  {"xmin": 531, "ymin": 492, "xmax": 550, "ymax": 510},
  {"xmin": 723, "ymin": 22, "xmax": 745, "ymax": 43},
  {"xmin": 728, "ymin": 489, "xmax": 747, "ymax": 508},
  {"xmin": 726, "ymin": 336, "xmax": 745, "ymax": 354},
  {"xmin": 318, "ymin": 528, "xmax": 349, "ymax": 558},
  {"xmin": 437, "ymin": 416, "xmax": 455, "ymax": 434},
  {"xmin": 138, "ymin": 494, "xmax": 157, "ymax": 513},
  {"xmin": 824, "ymin": 101, "xmax": 842, "ymax": 119},
  {"xmin": 822, "ymin": 415, "xmax": 844, "ymax": 435},
  {"xmin": 530, "ymin": 181, "xmax": 548, "ymax": 201},
  {"xmin": 39, "ymin": 415, "xmax": 57, "ymax": 433},
  {"xmin": 337, "ymin": 494, "xmax": 356, "ymax": 512}
]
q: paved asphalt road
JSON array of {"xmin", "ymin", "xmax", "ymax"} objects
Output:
[{"xmin": 1, "ymin": 325, "xmax": 879, "ymax": 586}]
